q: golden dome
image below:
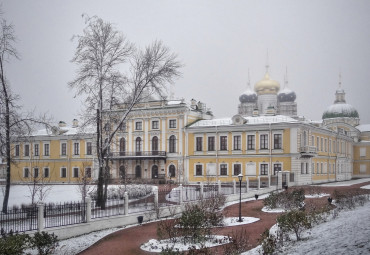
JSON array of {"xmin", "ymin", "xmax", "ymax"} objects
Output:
[{"xmin": 254, "ymin": 72, "xmax": 280, "ymax": 94}]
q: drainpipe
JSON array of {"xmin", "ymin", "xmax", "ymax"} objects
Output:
[
  {"xmin": 269, "ymin": 122, "xmax": 272, "ymax": 187},
  {"xmin": 216, "ymin": 125, "xmax": 218, "ymax": 182}
]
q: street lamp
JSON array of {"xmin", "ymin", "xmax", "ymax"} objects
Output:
[
  {"xmin": 169, "ymin": 172, "xmax": 172, "ymax": 199},
  {"xmin": 238, "ymin": 173, "xmax": 243, "ymax": 222}
]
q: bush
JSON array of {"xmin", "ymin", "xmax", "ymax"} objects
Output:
[
  {"xmin": 277, "ymin": 210, "xmax": 312, "ymax": 241},
  {"xmin": 223, "ymin": 228, "xmax": 250, "ymax": 255},
  {"xmin": 333, "ymin": 189, "xmax": 369, "ymax": 210},
  {"xmin": 264, "ymin": 188, "xmax": 305, "ymax": 210},
  {"xmin": 31, "ymin": 231, "xmax": 59, "ymax": 255},
  {"xmin": 0, "ymin": 229, "xmax": 31, "ymax": 255},
  {"xmin": 259, "ymin": 228, "xmax": 277, "ymax": 255}
]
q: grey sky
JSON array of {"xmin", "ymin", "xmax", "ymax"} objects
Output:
[{"xmin": 3, "ymin": 0, "xmax": 370, "ymax": 124}]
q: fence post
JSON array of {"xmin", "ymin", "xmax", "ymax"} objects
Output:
[
  {"xmin": 218, "ymin": 180, "xmax": 221, "ymax": 194},
  {"xmin": 154, "ymin": 187, "xmax": 158, "ymax": 209},
  {"xmin": 179, "ymin": 184, "xmax": 183, "ymax": 204},
  {"xmin": 246, "ymin": 177, "xmax": 249, "ymax": 193},
  {"xmin": 200, "ymin": 182, "xmax": 204, "ymax": 199},
  {"xmin": 86, "ymin": 197, "xmax": 91, "ymax": 223},
  {"xmin": 37, "ymin": 203, "xmax": 45, "ymax": 231},
  {"xmin": 267, "ymin": 176, "xmax": 271, "ymax": 188},
  {"xmin": 257, "ymin": 176, "xmax": 261, "ymax": 190},
  {"xmin": 124, "ymin": 192, "xmax": 129, "ymax": 215},
  {"xmin": 233, "ymin": 179, "xmax": 236, "ymax": 194}
]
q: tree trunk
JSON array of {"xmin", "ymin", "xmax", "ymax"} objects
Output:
[{"xmin": 96, "ymin": 109, "xmax": 105, "ymax": 207}]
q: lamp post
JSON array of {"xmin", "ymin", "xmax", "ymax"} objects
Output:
[
  {"xmin": 238, "ymin": 173, "xmax": 243, "ymax": 222},
  {"xmin": 169, "ymin": 172, "xmax": 172, "ymax": 199}
]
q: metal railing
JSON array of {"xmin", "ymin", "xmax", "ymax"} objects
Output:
[
  {"xmin": 91, "ymin": 199, "xmax": 125, "ymax": 219},
  {"xmin": 0, "ymin": 205, "xmax": 38, "ymax": 233},
  {"xmin": 44, "ymin": 202, "xmax": 87, "ymax": 228},
  {"xmin": 108, "ymin": 151, "xmax": 166, "ymax": 158}
]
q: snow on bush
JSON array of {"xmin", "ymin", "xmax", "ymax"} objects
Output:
[{"xmin": 90, "ymin": 184, "xmax": 153, "ymax": 200}]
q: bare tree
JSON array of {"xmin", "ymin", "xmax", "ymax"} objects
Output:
[
  {"xmin": 69, "ymin": 16, "xmax": 181, "ymax": 208},
  {"xmin": 75, "ymin": 163, "xmax": 94, "ymax": 205}
]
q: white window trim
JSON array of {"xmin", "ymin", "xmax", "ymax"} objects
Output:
[
  {"xmin": 232, "ymin": 162, "xmax": 242, "ymax": 176},
  {"xmin": 33, "ymin": 143, "xmax": 40, "ymax": 157},
  {"xmin": 194, "ymin": 163, "xmax": 203, "ymax": 176},
  {"xmin": 60, "ymin": 167, "xmax": 68, "ymax": 178},
  {"xmin": 272, "ymin": 132, "xmax": 283, "ymax": 152},
  {"xmin": 23, "ymin": 167, "xmax": 30, "ymax": 178},
  {"xmin": 246, "ymin": 162, "xmax": 257, "ymax": 176},
  {"xmin": 14, "ymin": 144, "xmax": 20, "ymax": 157},
  {"xmin": 168, "ymin": 119, "xmax": 177, "ymax": 129},
  {"xmin": 72, "ymin": 141, "xmax": 80, "ymax": 157},
  {"xmin": 23, "ymin": 143, "xmax": 30, "ymax": 157},
  {"xmin": 206, "ymin": 134, "xmax": 216, "ymax": 154},
  {"xmin": 151, "ymin": 118, "xmax": 160, "ymax": 130},
  {"xmin": 135, "ymin": 120, "xmax": 143, "ymax": 131},
  {"xmin": 72, "ymin": 167, "xmax": 79, "ymax": 178},
  {"xmin": 360, "ymin": 147, "xmax": 366, "ymax": 157},
  {"xmin": 43, "ymin": 167, "xmax": 50, "ymax": 178},
  {"xmin": 259, "ymin": 132, "xmax": 269, "ymax": 151},
  {"xmin": 219, "ymin": 163, "xmax": 228, "ymax": 177},
  {"xmin": 85, "ymin": 140, "xmax": 93, "ymax": 156},
  {"xmin": 194, "ymin": 135, "xmax": 204, "ymax": 154},
  {"xmin": 259, "ymin": 162, "xmax": 269, "ymax": 176},
  {"xmin": 273, "ymin": 162, "xmax": 283, "ymax": 175},
  {"xmin": 246, "ymin": 133, "xmax": 256, "ymax": 153},
  {"xmin": 218, "ymin": 133, "xmax": 228, "ymax": 153},
  {"xmin": 232, "ymin": 133, "xmax": 242, "ymax": 153},
  {"xmin": 60, "ymin": 141, "xmax": 67, "ymax": 157},
  {"xmin": 43, "ymin": 142, "xmax": 50, "ymax": 157},
  {"xmin": 168, "ymin": 134, "xmax": 177, "ymax": 154}
]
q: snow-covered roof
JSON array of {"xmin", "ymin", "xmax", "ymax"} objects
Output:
[
  {"xmin": 167, "ymin": 100, "xmax": 184, "ymax": 105},
  {"xmin": 189, "ymin": 115, "xmax": 298, "ymax": 128},
  {"xmin": 357, "ymin": 124, "xmax": 370, "ymax": 132},
  {"xmin": 323, "ymin": 103, "xmax": 359, "ymax": 119},
  {"xmin": 32, "ymin": 125, "xmax": 95, "ymax": 137}
]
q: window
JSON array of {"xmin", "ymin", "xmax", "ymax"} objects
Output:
[
  {"xmin": 329, "ymin": 140, "xmax": 332, "ymax": 153},
  {"xmin": 24, "ymin": 144, "xmax": 30, "ymax": 157},
  {"xmin": 15, "ymin": 145, "xmax": 20, "ymax": 157},
  {"xmin": 233, "ymin": 164, "xmax": 241, "ymax": 175},
  {"xmin": 321, "ymin": 163, "xmax": 323, "ymax": 174},
  {"xmin": 135, "ymin": 121, "xmax": 142, "ymax": 130},
  {"xmin": 169, "ymin": 135, "xmax": 176, "ymax": 153},
  {"xmin": 306, "ymin": 163, "xmax": 309, "ymax": 174},
  {"xmin": 104, "ymin": 123, "xmax": 110, "ymax": 132},
  {"xmin": 312, "ymin": 163, "xmax": 315, "ymax": 174},
  {"xmin": 260, "ymin": 134, "xmax": 268, "ymax": 149},
  {"xmin": 85, "ymin": 167, "xmax": 91, "ymax": 178},
  {"xmin": 61, "ymin": 167, "xmax": 67, "ymax": 178},
  {"xmin": 120, "ymin": 138, "xmax": 126, "ymax": 155},
  {"xmin": 260, "ymin": 164, "xmax": 268, "ymax": 175},
  {"xmin": 274, "ymin": 134, "xmax": 282, "ymax": 149},
  {"xmin": 360, "ymin": 164, "xmax": 366, "ymax": 173},
  {"xmin": 301, "ymin": 163, "xmax": 305, "ymax": 174},
  {"xmin": 317, "ymin": 163, "xmax": 319, "ymax": 175},
  {"xmin": 360, "ymin": 148, "xmax": 366, "ymax": 157},
  {"xmin": 324, "ymin": 139, "xmax": 327, "ymax": 152},
  {"xmin": 311, "ymin": 136, "xmax": 314, "ymax": 146},
  {"xmin": 24, "ymin": 168, "xmax": 29, "ymax": 178},
  {"xmin": 169, "ymin": 119, "xmax": 176, "ymax": 128},
  {"xmin": 321, "ymin": 138, "xmax": 323, "ymax": 151},
  {"xmin": 247, "ymin": 135, "xmax": 255, "ymax": 150},
  {"xmin": 44, "ymin": 167, "xmax": 49, "ymax": 178},
  {"xmin": 119, "ymin": 122, "xmax": 126, "ymax": 131},
  {"xmin": 61, "ymin": 143, "xmax": 67, "ymax": 156},
  {"xmin": 74, "ymin": 142, "xmax": 79, "ymax": 155},
  {"xmin": 86, "ymin": 142, "xmax": 92, "ymax": 155},
  {"xmin": 152, "ymin": 136, "xmax": 158, "ymax": 154},
  {"xmin": 220, "ymin": 136, "xmax": 227, "ymax": 150},
  {"xmin": 273, "ymin": 163, "xmax": 281, "ymax": 175},
  {"xmin": 135, "ymin": 137, "xmax": 142, "ymax": 153},
  {"xmin": 34, "ymin": 144, "xmax": 39, "ymax": 156},
  {"xmin": 196, "ymin": 137, "xmax": 203, "ymax": 151},
  {"xmin": 195, "ymin": 164, "xmax": 203, "ymax": 176},
  {"xmin": 152, "ymin": 120, "xmax": 159, "ymax": 129},
  {"xmin": 34, "ymin": 168, "xmax": 39, "ymax": 178},
  {"xmin": 333, "ymin": 141, "xmax": 336, "ymax": 153},
  {"xmin": 44, "ymin": 144, "xmax": 49, "ymax": 156},
  {"xmin": 233, "ymin": 135, "xmax": 241, "ymax": 150},
  {"xmin": 208, "ymin": 136, "xmax": 215, "ymax": 151},
  {"xmin": 169, "ymin": 165, "xmax": 176, "ymax": 177},
  {"xmin": 220, "ymin": 164, "xmax": 227, "ymax": 176},
  {"xmin": 316, "ymin": 137, "xmax": 319, "ymax": 151},
  {"xmin": 73, "ymin": 167, "xmax": 79, "ymax": 178}
]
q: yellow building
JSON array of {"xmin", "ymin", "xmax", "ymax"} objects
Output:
[{"xmin": 10, "ymin": 119, "xmax": 95, "ymax": 183}]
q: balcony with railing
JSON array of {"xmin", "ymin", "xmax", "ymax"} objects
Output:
[
  {"xmin": 299, "ymin": 146, "xmax": 317, "ymax": 157},
  {"xmin": 108, "ymin": 151, "xmax": 167, "ymax": 161}
]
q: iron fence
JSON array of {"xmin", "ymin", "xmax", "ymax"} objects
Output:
[
  {"xmin": 91, "ymin": 199, "xmax": 125, "ymax": 218},
  {"xmin": 128, "ymin": 192, "xmax": 155, "ymax": 214},
  {"xmin": 0, "ymin": 205, "xmax": 38, "ymax": 234},
  {"xmin": 182, "ymin": 186, "xmax": 201, "ymax": 202},
  {"xmin": 220, "ymin": 184, "xmax": 234, "ymax": 195},
  {"xmin": 44, "ymin": 202, "xmax": 87, "ymax": 228}
]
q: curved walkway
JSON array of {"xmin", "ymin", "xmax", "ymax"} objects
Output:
[{"xmin": 78, "ymin": 181, "xmax": 370, "ymax": 255}]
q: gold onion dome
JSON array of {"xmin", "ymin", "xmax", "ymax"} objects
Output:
[{"xmin": 254, "ymin": 72, "xmax": 280, "ymax": 94}]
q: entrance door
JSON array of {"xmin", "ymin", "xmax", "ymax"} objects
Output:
[
  {"xmin": 152, "ymin": 165, "xmax": 158, "ymax": 179},
  {"xmin": 135, "ymin": 165, "xmax": 141, "ymax": 178}
]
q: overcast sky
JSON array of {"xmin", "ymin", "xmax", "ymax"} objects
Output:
[{"xmin": 3, "ymin": 0, "xmax": 370, "ymax": 125}]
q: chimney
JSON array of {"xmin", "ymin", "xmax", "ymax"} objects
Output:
[{"xmin": 72, "ymin": 119, "xmax": 79, "ymax": 128}]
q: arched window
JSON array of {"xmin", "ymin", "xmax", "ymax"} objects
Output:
[
  {"xmin": 119, "ymin": 165, "xmax": 125, "ymax": 179},
  {"xmin": 152, "ymin": 165, "xmax": 158, "ymax": 179},
  {"xmin": 152, "ymin": 136, "xmax": 158, "ymax": 155},
  {"xmin": 169, "ymin": 135, "xmax": 176, "ymax": 153},
  {"xmin": 136, "ymin": 137, "xmax": 142, "ymax": 155},
  {"xmin": 120, "ymin": 138, "xmax": 126, "ymax": 156},
  {"xmin": 169, "ymin": 165, "xmax": 176, "ymax": 178}
]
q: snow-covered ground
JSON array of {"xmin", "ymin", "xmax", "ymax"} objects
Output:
[
  {"xmin": 243, "ymin": 201, "xmax": 370, "ymax": 255},
  {"xmin": 316, "ymin": 178, "xmax": 370, "ymax": 187}
]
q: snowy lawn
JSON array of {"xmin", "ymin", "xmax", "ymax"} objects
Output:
[
  {"xmin": 361, "ymin": 184, "xmax": 370, "ymax": 190},
  {"xmin": 316, "ymin": 178, "xmax": 370, "ymax": 187},
  {"xmin": 222, "ymin": 216, "xmax": 259, "ymax": 226},
  {"xmin": 140, "ymin": 235, "xmax": 231, "ymax": 253},
  {"xmin": 261, "ymin": 207, "xmax": 286, "ymax": 213},
  {"xmin": 305, "ymin": 193, "xmax": 330, "ymax": 198},
  {"xmin": 242, "ymin": 202, "xmax": 370, "ymax": 255}
]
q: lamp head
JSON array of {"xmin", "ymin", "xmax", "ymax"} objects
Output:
[{"xmin": 238, "ymin": 173, "xmax": 243, "ymax": 182}]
